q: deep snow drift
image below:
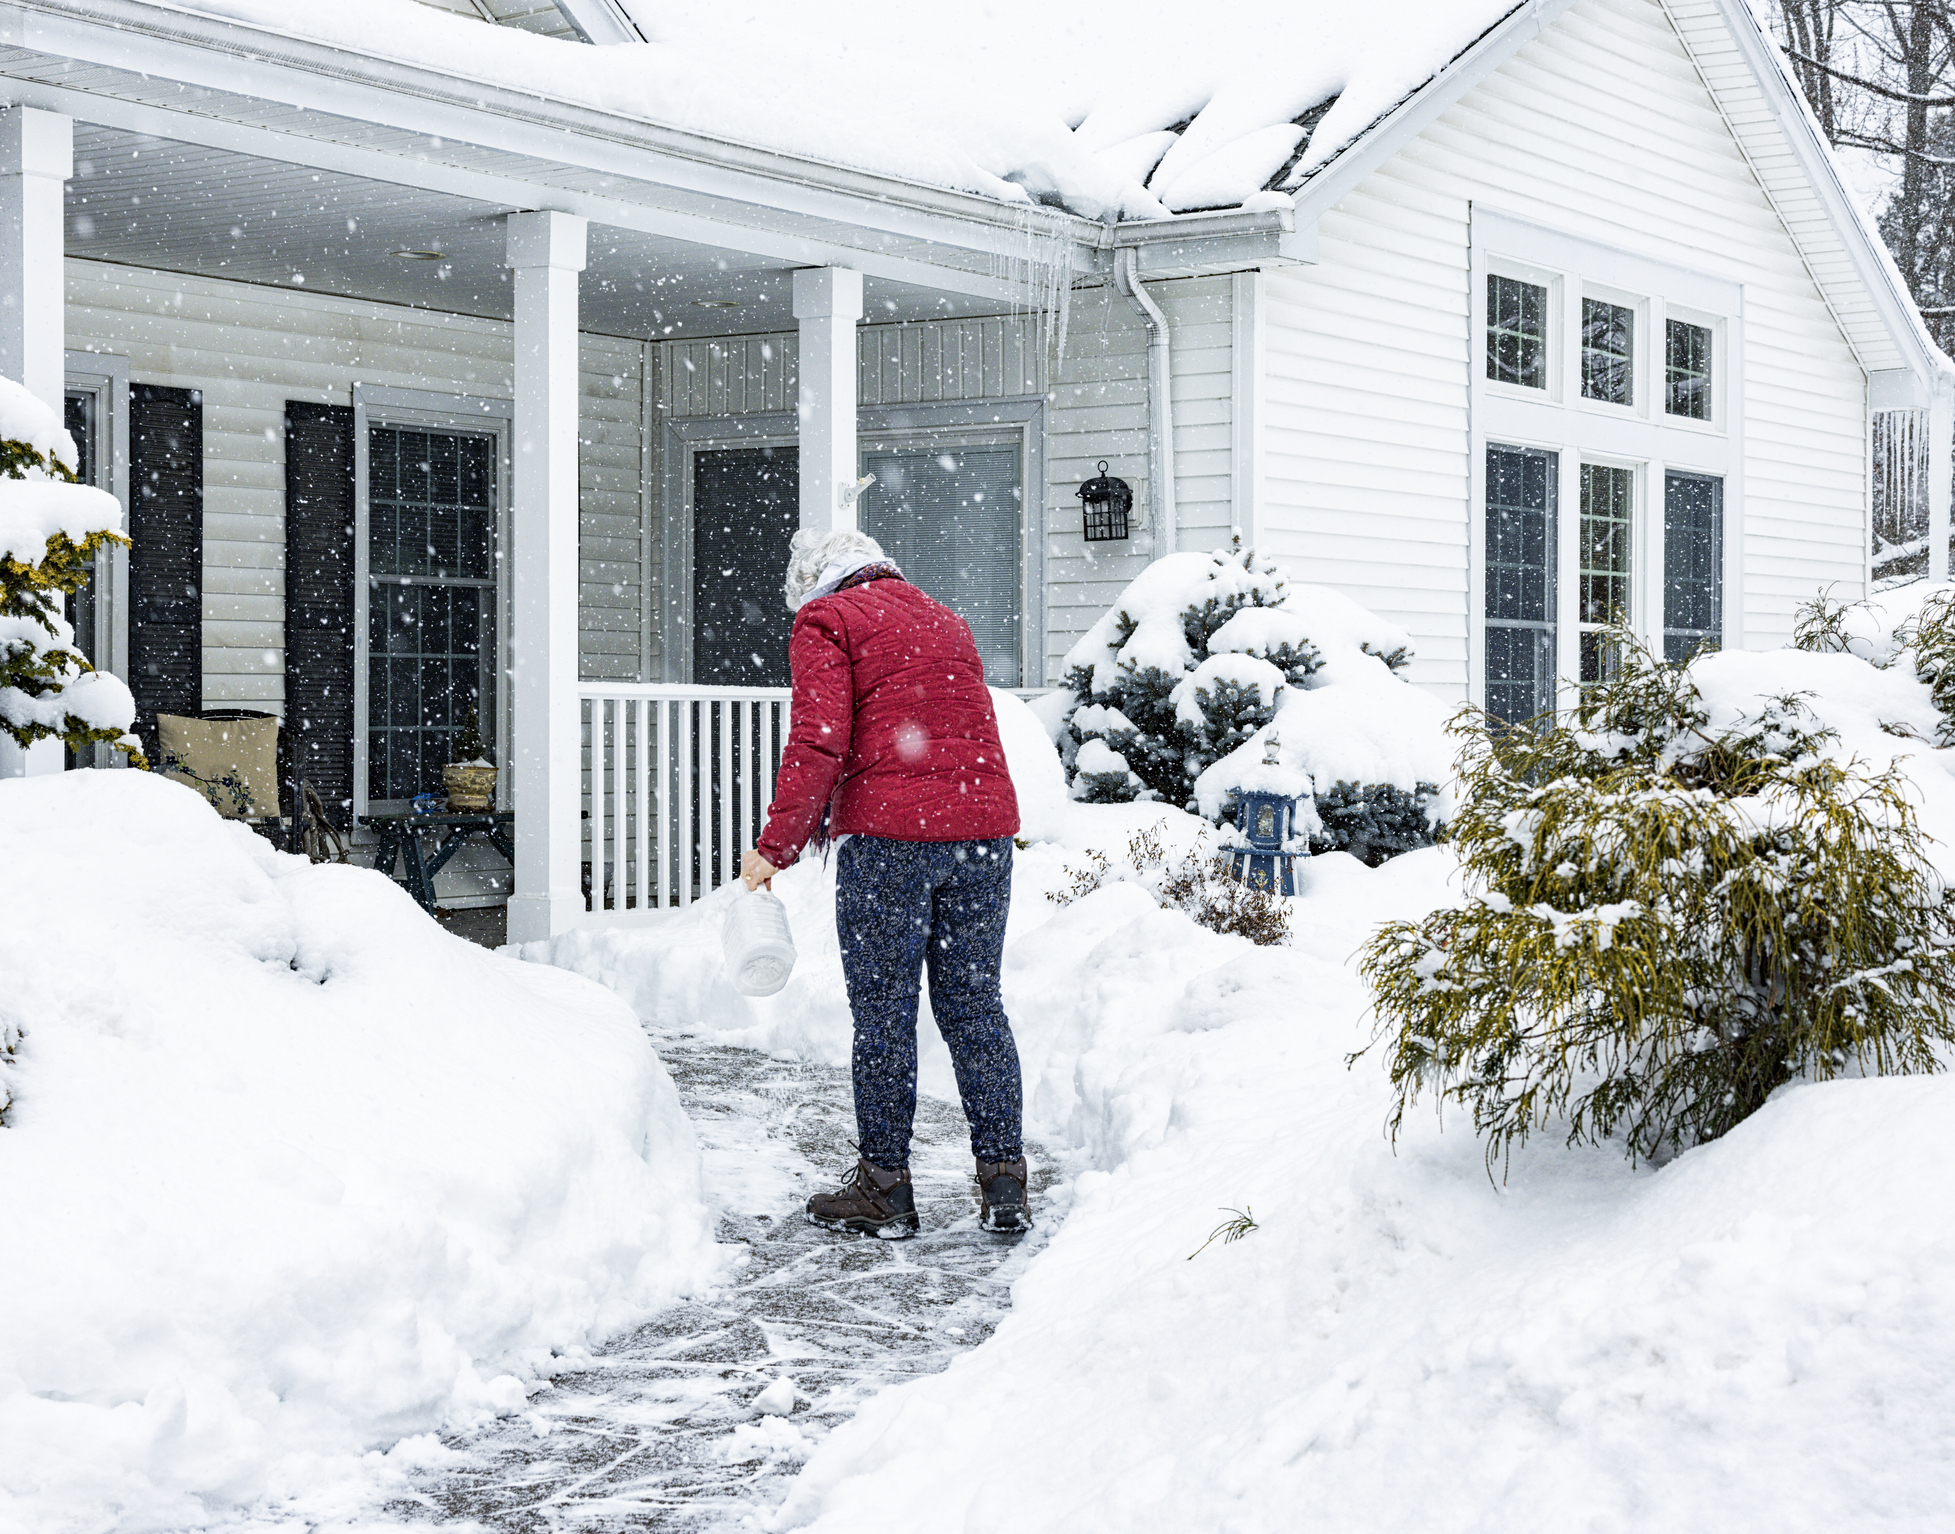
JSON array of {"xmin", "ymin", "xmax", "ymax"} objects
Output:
[
  {"xmin": 536, "ymin": 663, "xmax": 1955, "ymax": 1531},
  {"xmin": 0, "ymin": 771, "xmax": 722, "ymax": 1532}
]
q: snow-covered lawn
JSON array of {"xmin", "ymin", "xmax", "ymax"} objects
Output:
[
  {"xmin": 538, "ymin": 673, "xmax": 1955, "ymax": 1531},
  {"xmin": 0, "ymin": 771, "xmax": 722, "ymax": 1531},
  {"xmin": 9, "ymin": 624, "xmax": 1955, "ymax": 1530}
]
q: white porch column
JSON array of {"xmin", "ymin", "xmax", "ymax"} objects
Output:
[
  {"xmin": 504, "ymin": 210, "xmax": 587, "ymax": 945},
  {"xmin": 1931, "ymin": 373, "xmax": 1952, "ymax": 586},
  {"xmin": 0, "ymin": 104, "xmax": 71, "ymax": 780},
  {"xmin": 791, "ymin": 267, "xmax": 862, "ymax": 533}
]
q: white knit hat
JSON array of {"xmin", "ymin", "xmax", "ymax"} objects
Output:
[{"xmin": 782, "ymin": 526, "xmax": 892, "ymax": 610}]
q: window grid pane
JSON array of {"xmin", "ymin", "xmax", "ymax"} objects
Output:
[
  {"xmin": 367, "ymin": 424, "xmax": 495, "ymax": 803},
  {"xmin": 1581, "ymin": 298, "xmax": 1634, "ymax": 406},
  {"xmin": 1666, "ymin": 319, "xmax": 1712, "ymax": 420},
  {"xmin": 1579, "ymin": 463, "xmax": 1634, "ymax": 683},
  {"xmin": 1487, "ymin": 275, "xmax": 1548, "ymax": 390},
  {"xmin": 1664, "ymin": 471, "xmax": 1723, "ymax": 663},
  {"xmin": 1485, "ymin": 444, "xmax": 1558, "ymax": 726}
]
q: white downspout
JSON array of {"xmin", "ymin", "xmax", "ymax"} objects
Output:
[{"xmin": 1114, "ymin": 246, "xmax": 1177, "ymax": 562}]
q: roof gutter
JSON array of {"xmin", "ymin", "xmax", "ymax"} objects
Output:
[{"xmin": 1114, "ymin": 245, "xmax": 1177, "ymax": 561}]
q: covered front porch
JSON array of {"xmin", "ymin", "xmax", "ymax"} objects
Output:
[{"xmin": 0, "ymin": 0, "xmax": 1307, "ymax": 938}]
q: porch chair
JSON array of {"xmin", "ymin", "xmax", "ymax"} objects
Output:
[{"xmin": 153, "ymin": 709, "xmax": 292, "ymax": 843}]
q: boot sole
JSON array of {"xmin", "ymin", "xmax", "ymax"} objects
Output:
[
  {"xmin": 981, "ymin": 1207, "xmax": 1031, "ymax": 1234},
  {"xmin": 804, "ymin": 1209, "xmax": 919, "ymax": 1240}
]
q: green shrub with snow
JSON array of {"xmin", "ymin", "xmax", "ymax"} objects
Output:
[
  {"xmin": 0, "ymin": 376, "xmax": 140, "ymax": 764},
  {"xmin": 1791, "ymin": 584, "xmax": 1955, "ymax": 748},
  {"xmin": 1361, "ymin": 625, "xmax": 1955, "ymax": 1169},
  {"xmin": 1057, "ymin": 542, "xmax": 1448, "ymax": 863}
]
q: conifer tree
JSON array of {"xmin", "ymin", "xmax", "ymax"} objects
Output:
[{"xmin": 0, "ymin": 382, "xmax": 141, "ymax": 765}]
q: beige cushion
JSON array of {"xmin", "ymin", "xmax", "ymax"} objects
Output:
[{"xmin": 158, "ymin": 714, "xmax": 280, "ymax": 819}]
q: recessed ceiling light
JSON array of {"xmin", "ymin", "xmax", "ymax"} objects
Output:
[
  {"xmin": 695, "ymin": 299, "xmax": 742, "ymax": 309},
  {"xmin": 392, "ymin": 249, "xmax": 446, "ymax": 261}
]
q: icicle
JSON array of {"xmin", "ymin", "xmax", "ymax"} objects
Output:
[
  {"xmin": 989, "ymin": 203, "xmax": 1075, "ymax": 390},
  {"xmin": 1873, "ymin": 408, "xmax": 1933, "ymax": 582}
]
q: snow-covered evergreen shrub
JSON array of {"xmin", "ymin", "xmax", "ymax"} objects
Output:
[
  {"xmin": 1902, "ymin": 589, "xmax": 1955, "ymax": 745},
  {"xmin": 1058, "ymin": 543, "xmax": 1446, "ymax": 860},
  {"xmin": 1790, "ymin": 586, "xmax": 1955, "ymax": 745},
  {"xmin": 1360, "ymin": 625, "xmax": 1955, "ymax": 1169},
  {"xmin": 1060, "ymin": 543, "xmax": 1317, "ymax": 806},
  {"xmin": 0, "ymin": 376, "xmax": 140, "ymax": 765},
  {"xmin": 1313, "ymin": 780, "xmax": 1441, "ymax": 866}
]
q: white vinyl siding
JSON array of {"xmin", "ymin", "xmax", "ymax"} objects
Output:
[
  {"xmin": 580, "ymin": 336, "xmax": 650, "ymax": 682},
  {"xmin": 64, "ymin": 258, "xmax": 652, "ymax": 706},
  {"xmin": 1263, "ymin": 0, "xmax": 1868, "ymax": 698},
  {"xmin": 1044, "ymin": 278, "xmax": 1237, "ymax": 682}
]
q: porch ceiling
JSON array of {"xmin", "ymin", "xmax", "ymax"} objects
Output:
[{"xmin": 66, "ymin": 126, "xmax": 1007, "ymax": 337}]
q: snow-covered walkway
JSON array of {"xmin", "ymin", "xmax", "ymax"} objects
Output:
[{"xmin": 376, "ymin": 1036, "xmax": 1056, "ymax": 1530}]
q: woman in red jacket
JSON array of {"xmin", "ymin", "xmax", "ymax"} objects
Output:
[{"xmin": 741, "ymin": 526, "xmax": 1029, "ymax": 1238}]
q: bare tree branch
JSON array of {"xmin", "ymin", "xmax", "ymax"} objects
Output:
[{"xmin": 1785, "ymin": 46, "xmax": 1955, "ymax": 105}]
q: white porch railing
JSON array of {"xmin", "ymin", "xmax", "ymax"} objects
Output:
[{"xmin": 578, "ymin": 683, "xmax": 792, "ymax": 924}]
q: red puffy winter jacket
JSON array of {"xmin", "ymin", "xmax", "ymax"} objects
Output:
[{"xmin": 756, "ymin": 574, "xmax": 1020, "ymax": 869}]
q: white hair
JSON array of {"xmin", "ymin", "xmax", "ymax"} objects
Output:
[{"xmin": 782, "ymin": 526, "xmax": 892, "ymax": 610}]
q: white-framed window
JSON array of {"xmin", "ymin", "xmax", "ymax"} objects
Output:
[
  {"xmin": 350, "ymin": 384, "xmax": 511, "ymax": 820},
  {"xmin": 1471, "ymin": 208, "xmax": 1742, "ymax": 718}
]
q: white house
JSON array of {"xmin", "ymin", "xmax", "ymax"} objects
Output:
[{"xmin": 0, "ymin": 0, "xmax": 1945, "ymax": 939}]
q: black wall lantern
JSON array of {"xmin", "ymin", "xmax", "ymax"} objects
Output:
[{"xmin": 1077, "ymin": 460, "xmax": 1133, "ymax": 542}]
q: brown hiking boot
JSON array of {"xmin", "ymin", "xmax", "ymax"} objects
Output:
[
  {"xmin": 976, "ymin": 1157, "xmax": 1031, "ymax": 1234},
  {"xmin": 805, "ymin": 1157, "xmax": 919, "ymax": 1239}
]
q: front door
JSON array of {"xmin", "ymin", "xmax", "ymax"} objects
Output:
[{"xmin": 691, "ymin": 446, "xmax": 797, "ymax": 686}]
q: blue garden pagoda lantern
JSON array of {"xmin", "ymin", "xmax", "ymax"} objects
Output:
[{"xmin": 1226, "ymin": 733, "xmax": 1310, "ymax": 896}]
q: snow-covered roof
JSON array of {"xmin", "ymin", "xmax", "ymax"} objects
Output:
[{"xmin": 207, "ymin": 0, "xmax": 1522, "ymax": 222}]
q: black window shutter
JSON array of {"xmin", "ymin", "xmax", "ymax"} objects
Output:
[
  {"xmin": 284, "ymin": 403, "xmax": 356, "ymax": 829},
  {"xmin": 128, "ymin": 384, "xmax": 203, "ymax": 762}
]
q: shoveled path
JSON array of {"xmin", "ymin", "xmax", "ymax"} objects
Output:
[{"xmin": 379, "ymin": 1035, "xmax": 1057, "ymax": 1531}]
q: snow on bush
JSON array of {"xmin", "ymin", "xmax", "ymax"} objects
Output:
[
  {"xmin": 1363, "ymin": 625, "xmax": 1955, "ymax": 1167},
  {"xmin": 0, "ymin": 771, "xmax": 722, "ymax": 1529},
  {"xmin": 0, "ymin": 375, "xmax": 139, "ymax": 763},
  {"xmin": 1057, "ymin": 542, "xmax": 1450, "ymax": 863},
  {"xmin": 1792, "ymin": 583, "xmax": 1955, "ymax": 750}
]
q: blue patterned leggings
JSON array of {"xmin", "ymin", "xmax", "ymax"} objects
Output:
[{"xmin": 834, "ymin": 834, "xmax": 1023, "ymax": 1169}]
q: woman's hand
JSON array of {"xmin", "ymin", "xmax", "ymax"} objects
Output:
[{"xmin": 741, "ymin": 849, "xmax": 779, "ymax": 892}]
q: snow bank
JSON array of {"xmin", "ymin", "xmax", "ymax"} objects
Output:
[
  {"xmin": 535, "ymin": 638, "xmax": 1955, "ymax": 1532},
  {"xmin": 170, "ymin": 0, "xmax": 1520, "ymax": 220},
  {"xmin": 989, "ymin": 687, "xmax": 1068, "ymax": 845},
  {"xmin": 0, "ymin": 771, "xmax": 721, "ymax": 1530}
]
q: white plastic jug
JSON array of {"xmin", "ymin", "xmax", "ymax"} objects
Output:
[{"xmin": 722, "ymin": 888, "xmax": 797, "ymax": 997}]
